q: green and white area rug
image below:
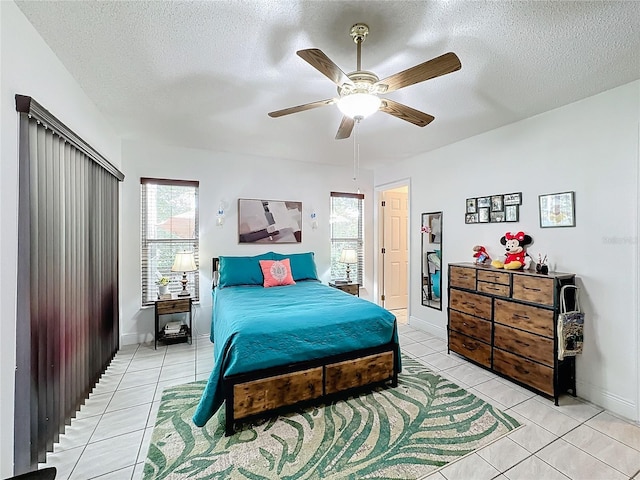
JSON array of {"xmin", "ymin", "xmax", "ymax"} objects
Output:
[{"xmin": 144, "ymin": 357, "xmax": 520, "ymax": 479}]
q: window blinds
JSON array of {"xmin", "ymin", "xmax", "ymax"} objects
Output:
[
  {"xmin": 330, "ymin": 191, "xmax": 364, "ymax": 285},
  {"xmin": 140, "ymin": 178, "xmax": 200, "ymax": 305}
]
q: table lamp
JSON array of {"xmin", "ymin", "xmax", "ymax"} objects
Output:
[
  {"xmin": 171, "ymin": 252, "xmax": 197, "ymax": 297},
  {"xmin": 339, "ymin": 249, "xmax": 357, "ymax": 283}
]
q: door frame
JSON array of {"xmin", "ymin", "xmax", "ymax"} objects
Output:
[{"xmin": 374, "ymin": 178, "xmax": 411, "ymax": 312}]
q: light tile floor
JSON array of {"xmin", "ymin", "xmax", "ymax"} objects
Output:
[{"xmin": 40, "ymin": 319, "xmax": 640, "ymax": 480}]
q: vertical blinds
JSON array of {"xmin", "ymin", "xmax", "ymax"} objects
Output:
[
  {"xmin": 14, "ymin": 95, "xmax": 123, "ymax": 473},
  {"xmin": 140, "ymin": 178, "xmax": 200, "ymax": 305},
  {"xmin": 330, "ymin": 191, "xmax": 364, "ymax": 285}
]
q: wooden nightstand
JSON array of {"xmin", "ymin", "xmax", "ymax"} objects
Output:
[
  {"xmin": 155, "ymin": 296, "xmax": 192, "ymax": 349},
  {"xmin": 329, "ymin": 282, "xmax": 359, "ymax": 297}
]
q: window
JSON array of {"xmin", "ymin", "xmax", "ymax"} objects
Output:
[
  {"xmin": 141, "ymin": 178, "xmax": 199, "ymax": 305},
  {"xmin": 330, "ymin": 191, "xmax": 364, "ymax": 284}
]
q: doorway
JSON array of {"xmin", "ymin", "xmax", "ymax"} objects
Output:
[{"xmin": 378, "ymin": 185, "xmax": 409, "ymax": 322}]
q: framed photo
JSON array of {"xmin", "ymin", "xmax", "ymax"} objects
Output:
[
  {"xmin": 478, "ymin": 207, "xmax": 490, "ymax": 223},
  {"xmin": 490, "ymin": 211, "xmax": 505, "ymax": 222},
  {"xmin": 238, "ymin": 198, "xmax": 302, "ymax": 243},
  {"xmin": 465, "ymin": 213, "xmax": 479, "ymax": 224},
  {"xmin": 477, "ymin": 196, "xmax": 490, "ymax": 208},
  {"xmin": 539, "ymin": 191, "xmax": 575, "ymax": 228},
  {"xmin": 503, "ymin": 192, "xmax": 522, "ymax": 206},
  {"xmin": 466, "ymin": 198, "xmax": 477, "ymax": 213},
  {"xmin": 505, "ymin": 204, "xmax": 519, "ymax": 222},
  {"xmin": 491, "ymin": 195, "xmax": 504, "ymax": 212}
]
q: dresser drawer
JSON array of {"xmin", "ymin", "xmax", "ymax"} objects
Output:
[
  {"xmin": 494, "ymin": 299, "xmax": 554, "ymax": 337},
  {"xmin": 493, "ymin": 348, "xmax": 553, "ymax": 395},
  {"xmin": 494, "ymin": 324, "xmax": 554, "ymax": 367},
  {"xmin": 449, "ymin": 310, "xmax": 492, "ymax": 344},
  {"xmin": 477, "ymin": 270, "xmax": 510, "ymax": 285},
  {"xmin": 449, "ymin": 266, "xmax": 476, "ymax": 290},
  {"xmin": 449, "ymin": 289, "xmax": 492, "ymax": 320},
  {"xmin": 449, "ymin": 331, "xmax": 491, "ymax": 368},
  {"xmin": 477, "ymin": 281, "xmax": 510, "ymax": 297},
  {"xmin": 512, "ymin": 275, "xmax": 554, "ymax": 306}
]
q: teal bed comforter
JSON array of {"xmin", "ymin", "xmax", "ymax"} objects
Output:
[{"xmin": 192, "ymin": 281, "xmax": 399, "ymax": 427}]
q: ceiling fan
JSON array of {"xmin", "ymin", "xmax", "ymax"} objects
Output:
[{"xmin": 268, "ymin": 23, "xmax": 461, "ymax": 140}]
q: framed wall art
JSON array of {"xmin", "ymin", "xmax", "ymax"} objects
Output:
[
  {"xmin": 477, "ymin": 197, "xmax": 490, "ymax": 208},
  {"xmin": 478, "ymin": 207, "xmax": 490, "ymax": 223},
  {"xmin": 503, "ymin": 192, "xmax": 522, "ymax": 206},
  {"xmin": 466, "ymin": 198, "xmax": 477, "ymax": 213},
  {"xmin": 465, "ymin": 213, "xmax": 479, "ymax": 224},
  {"xmin": 490, "ymin": 211, "xmax": 505, "ymax": 222},
  {"xmin": 238, "ymin": 198, "xmax": 302, "ymax": 243},
  {"xmin": 505, "ymin": 204, "xmax": 519, "ymax": 222},
  {"xmin": 464, "ymin": 191, "xmax": 522, "ymax": 224},
  {"xmin": 539, "ymin": 191, "xmax": 575, "ymax": 228},
  {"xmin": 491, "ymin": 195, "xmax": 504, "ymax": 212}
]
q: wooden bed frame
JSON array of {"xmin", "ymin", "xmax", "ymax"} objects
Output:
[{"xmin": 212, "ymin": 258, "xmax": 399, "ymax": 436}]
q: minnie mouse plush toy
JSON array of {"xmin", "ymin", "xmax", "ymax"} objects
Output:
[{"xmin": 491, "ymin": 231, "xmax": 533, "ymax": 270}]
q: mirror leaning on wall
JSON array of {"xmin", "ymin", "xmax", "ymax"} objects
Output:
[{"xmin": 421, "ymin": 212, "xmax": 442, "ymax": 310}]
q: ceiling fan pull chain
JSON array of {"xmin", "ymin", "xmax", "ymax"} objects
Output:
[
  {"xmin": 353, "ymin": 120, "xmax": 358, "ymax": 181},
  {"xmin": 353, "ymin": 119, "xmax": 361, "ymax": 183}
]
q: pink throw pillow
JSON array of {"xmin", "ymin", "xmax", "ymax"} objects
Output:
[{"xmin": 259, "ymin": 259, "xmax": 296, "ymax": 288}]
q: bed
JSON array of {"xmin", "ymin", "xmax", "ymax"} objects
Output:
[{"xmin": 192, "ymin": 252, "xmax": 400, "ymax": 435}]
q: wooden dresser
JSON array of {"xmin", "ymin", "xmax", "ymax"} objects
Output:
[{"xmin": 447, "ymin": 262, "xmax": 577, "ymax": 404}]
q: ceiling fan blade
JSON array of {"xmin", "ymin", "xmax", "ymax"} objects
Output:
[
  {"xmin": 374, "ymin": 52, "xmax": 461, "ymax": 94},
  {"xmin": 297, "ymin": 49, "xmax": 354, "ymax": 87},
  {"xmin": 335, "ymin": 116, "xmax": 355, "ymax": 140},
  {"xmin": 379, "ymin": 99, "xmax": 435, "ymax": 127},
  {"xmin": 268, "ymin": 98, "xmax": 335, "ymax": 118}
]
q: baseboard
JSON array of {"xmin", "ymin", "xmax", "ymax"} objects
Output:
[
  {"xmin": 120, "ymin": 332, "xmax": 153, "ymax": 346},
  {"xmin": 408, "ymin": 315, "xmax": 447, "ymax": 340},
  {"xmin": 575, "ymin": 379, "xmax": 639, "ymax": 423}
]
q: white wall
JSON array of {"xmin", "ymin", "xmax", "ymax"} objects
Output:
[
  {"xmin": 375, "ymin": 80, "xmax": 640, "ymax": 422},
  {"xmin": 0, "ymin": 2, "xmax": 122, "ymax": 475},
  {"xmin": 119, "ymin": 140, "xmax": 374, "ymax": 345}
]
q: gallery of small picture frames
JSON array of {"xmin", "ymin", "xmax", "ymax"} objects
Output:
[{"xmin": 465, "ymin": 192, "xmax": 521, "ymax": 224}]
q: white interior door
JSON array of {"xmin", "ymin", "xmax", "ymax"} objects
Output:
[{"xmin": 382, "ymin": 188, "xmax": 408, "ymax": 310}]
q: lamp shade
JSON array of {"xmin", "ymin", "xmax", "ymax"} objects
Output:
[
  {"xmin": 337, "ymin": 93, "xmax": 381, "ymax": 119},
  {"xmin": 339, "ymin": 249, "xmax": 358, "ymax": 265},
  {"xmin": 171, "ymin": 252, "xmax": 197, "ymax": 272}
]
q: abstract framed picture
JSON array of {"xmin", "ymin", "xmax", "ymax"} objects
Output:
[
  {"xmin": 539, "ymin": 191, "xmax": 575, "ymax": 228},
  {"xmin": 238, "ymin": 198, "xmax": 302, "ymax": 243}
]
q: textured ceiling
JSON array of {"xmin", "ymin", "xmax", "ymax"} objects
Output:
[{"xmin": 15, "ymin": 0, "xmax": 640, "ymax": 169}]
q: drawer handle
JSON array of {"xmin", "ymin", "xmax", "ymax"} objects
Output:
[
  {"xmin": 524, "ymin": 286, "xmax": 541, "ymax": 292},
  {"xmin": 462, "ymin": 302, "xmax": 476, "ymax": 308},
  {"xmin": 487, "ymin": 286, "xmax": 500, "ymax": 291},
  {"xmin": 462, "ymin": 343, "xmax": 477, "ymax": 351},
  {"xmin": 513, "ymin": 314, "xmax": 530, "ymax": 320},
  {"xmin": 515, "ymin": 365, "xmax": 529, "ymax": 375},
  {"xmin": 462, "ymin": 322, "xmax": 475, "ymax": 328}
]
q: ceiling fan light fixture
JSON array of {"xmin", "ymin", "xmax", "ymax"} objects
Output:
[{"xmin": 337, "ymin": 92, "xmax": 381, "ymax": 119}]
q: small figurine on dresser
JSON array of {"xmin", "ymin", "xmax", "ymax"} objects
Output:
[
  {"xmin": 472, "ymin": 245, "xmax": 491, "ymax": 265},
  {"xmin": 491, "ymin": 231, "xmax": 533, "ymax": 270}
]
